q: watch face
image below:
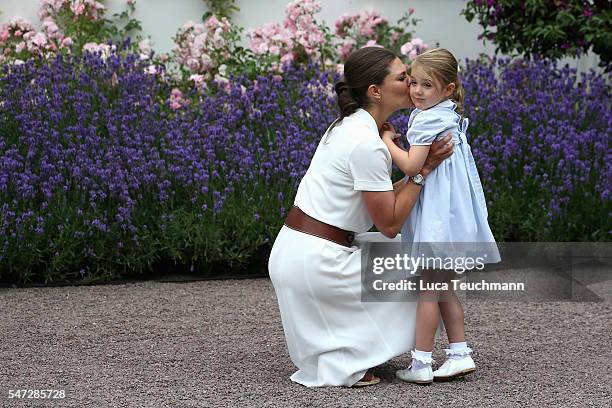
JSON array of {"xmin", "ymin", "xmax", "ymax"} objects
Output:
[{"xmin": 413, "ymin": 174, "xmax": 424, "ymax": 184}]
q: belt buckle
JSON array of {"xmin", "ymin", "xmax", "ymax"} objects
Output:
[{"xmin": 346, "ymin": 233, "xmax": 355, "ymax": 245}]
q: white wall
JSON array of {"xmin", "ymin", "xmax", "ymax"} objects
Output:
[{"xmin": 0, "ymin": 0, "xmax": 600, "ymax": 70}]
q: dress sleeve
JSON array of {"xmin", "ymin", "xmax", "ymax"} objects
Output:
[
  {"xmin": 406, "ymin": 110, "xmax": 452, "ymax": 146},
  {"xmin": 347, "ymin": 139, "xmax": 393, "ymax": 191}
]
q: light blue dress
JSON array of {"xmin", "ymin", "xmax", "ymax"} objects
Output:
[{"xmin": 401, "ymin": 99, "xmax": 500, "ymax": 263}]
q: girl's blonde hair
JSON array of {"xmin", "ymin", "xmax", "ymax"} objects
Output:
[{"xmin": 413, "ymin": 48, "xmax": 465, "ymax": 116}]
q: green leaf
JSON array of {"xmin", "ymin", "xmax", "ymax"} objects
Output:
[{"xmin": 556, "ymin": 11, "xmax": 576, "ymax": 26}]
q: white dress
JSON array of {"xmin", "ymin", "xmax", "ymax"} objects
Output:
[
  {"xmin": 268, "ymin": 108, "xmax": 418, "ymax": 387},
  {"xmin": 402, "ymin": 100, "xmax": 500, "ymax": 262}
]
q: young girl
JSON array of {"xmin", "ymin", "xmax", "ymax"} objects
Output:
[{"xmin": 381, "ymin": 48, "xmax": 500, "ymax": 384}]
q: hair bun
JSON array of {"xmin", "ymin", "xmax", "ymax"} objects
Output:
[
  {"xmin": 334, "ymin": 81, "xmax": 349, "ymax": 96},
  {"xmin": 335, "ymin": 80, "xmax": 360, "ymax": 118},
  {"xmin": 330, "ymin": 47, "xmax": 397, "ymax": 127}
]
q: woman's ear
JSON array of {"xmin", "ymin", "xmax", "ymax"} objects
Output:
[
  {"xmin": 444, "ymin": 83, "xmax": 456, "ymax": 98},
  {"xmin": 367, "ymin": 84, "xmax": 382, "ymax": 102}
]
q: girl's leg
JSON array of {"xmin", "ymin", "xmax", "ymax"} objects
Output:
[
  {"xmin": 398, "ymin": 271, "xmax": 453, "ymax": 383},
  {"xmin": 434, "ymin": 286, "xmax": 476, "ymax": 380},
  {"xmin": 438, "ymin": 289, "xmax": 466, "ymax": 344},
  {"xmin": 397, "ymin": 289, "xmax": 439, "ymax": 383},
  {"xmin": 414, "ymin": 290, "xmax": 441, "ymax": 351}
]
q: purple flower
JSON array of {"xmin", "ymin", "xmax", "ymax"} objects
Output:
[{"xmin": 1, "ymin": 52, "xmax": 609, "ymax": 282}]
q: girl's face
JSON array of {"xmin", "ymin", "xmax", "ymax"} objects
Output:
[
  {"xmin": 409, "ymin": 63, "xmax": 454, "ymax": 110},
  {"xmin": 376, "ymin": 57, "xmax": 412, "ymax": 111}
]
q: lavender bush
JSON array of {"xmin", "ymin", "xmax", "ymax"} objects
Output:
[
  {"xmin": 0, "ymin": 52, "xmax": 337, "ymax": 283},
  {"xmin": 0, "ymin": 52, "xmax": 609, "ymax": 284},
  {"xmin": 459, "ymin": 57, "xmax": 611, "ymax": 241}
]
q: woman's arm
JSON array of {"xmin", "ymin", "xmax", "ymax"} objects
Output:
[
  {"xmin": 392, "ymin": 178, "xmax": 406, "ymax": 194},
  {"xmin": 364, "ymin": 134, "xmax": 453, "ymax": 238},
  {"xmin": 362, "ymin": 181, "xmax": 421, "ymax": 238}
]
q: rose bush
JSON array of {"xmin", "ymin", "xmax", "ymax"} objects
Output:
[{"xmin": 462, "ymin": 0, "xmax": 611, "ymax": 69}]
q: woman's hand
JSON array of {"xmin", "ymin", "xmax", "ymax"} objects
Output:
[{"xmin": 421, "ymin": 134, "xmax": 454, "ymax": 177}]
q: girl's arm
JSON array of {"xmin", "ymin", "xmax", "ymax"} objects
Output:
[
  {"xmin": 384, "ymin": 109, "xmax": 448, "ymax": 176},
  {"xmin": 381, "ymin": 131, "xmax": 430, "ymax": 176},
  {"xmin": 364, "ymin": 134, "xmax": 453, "ymax": 238}
]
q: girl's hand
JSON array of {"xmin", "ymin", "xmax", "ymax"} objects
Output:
[
  {"xmin": 381, "ymin": 122, "xmax": 396, "ymax": 134},
  {"xmin": 380, "ymin": 122, "xmax": 396, "ymax": 137},
  {"xmin": 381, "ymin": 130, "xmax": 398, "ymax": 143},
  {"xmin": 380, "ymin": 122, "xmax": 401, "ymax": 146},
  {"xmin": 421, "ymin": 134, "xmax": 453, "ymax": 177}
]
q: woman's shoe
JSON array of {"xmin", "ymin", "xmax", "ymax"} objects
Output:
[
  {"xmin": 396, "ymin": 365, "xmax": 433, "ymax": 385},
  {"xmin": 433, "ymin": 356, "xmax": 476, "ymax": 381},
  {"xmin": 352, "ymin": 371, "xmax": 381, "ymax": 387}
]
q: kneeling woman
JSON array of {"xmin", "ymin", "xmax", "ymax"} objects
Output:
[{"xmin": 268, "ymin": 47, "xmax": 453, "ymax": 387}]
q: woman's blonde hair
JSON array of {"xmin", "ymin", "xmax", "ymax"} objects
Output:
[{"xmin": 412, "ymin": 48, "xmax": 465, "ymax": 116}]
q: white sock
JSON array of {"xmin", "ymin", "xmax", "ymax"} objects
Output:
[
  {"xmin": 410, "ymin": 349, "xmax": 433, "ymax": 370},
  {"xmin": 446, "ymin": 341, "xmax": 473, "ymax": 360}
]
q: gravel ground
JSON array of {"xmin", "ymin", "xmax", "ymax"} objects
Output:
[{"xmin": 0, "ymin": 268, "xmax": 610, "ymax": 408}]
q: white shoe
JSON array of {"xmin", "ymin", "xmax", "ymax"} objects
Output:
[
  {"xmin": 396, "ymin": 365, "xmax": 433, "ymax": 385},
  {"xmin": 433, "ymin": 356, "xmax": 476, "ymax": 381}
]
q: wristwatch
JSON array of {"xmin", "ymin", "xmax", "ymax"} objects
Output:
[{"xmin": 410, "ymin": 174, "xmax": 425, "ymax": 186}]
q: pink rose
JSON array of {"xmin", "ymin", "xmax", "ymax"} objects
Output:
[
  {"xmin": 400, "ymin": 41, "xmax": 413, "ymax": 56},
  {"xmin": 190, "ymin": 74, "xmax": 205, "ymax": 85},
  {"xmin": 72, "ymin": 4, "xmax": 85, "ymax": 15},
  {"xmin": 411, "ymin": 38, "xmax": 424, "ymax": 48},
  {"xmin": 205, "ymin": 15, "xmax": 220, "ymax": 29},
  {"xmin": 363, "ymin": 39, "xmax": 383, "ymax": 48},
  {"xmin": 31, "ymin": 32, "xmax": 48, "ymax": 47},
  {"xmin": 280, "ymin": 53, "xmax": 294, "ymax": 64}
]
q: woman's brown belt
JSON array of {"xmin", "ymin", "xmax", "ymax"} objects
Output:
[{"xmin": 284, "ymin": 206, "xmax": 355, "ymax": 247}]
